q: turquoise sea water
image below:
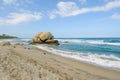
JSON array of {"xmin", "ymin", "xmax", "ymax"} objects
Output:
[
  {"xmin": 37, "ymin": 38, "xmax": 120, "ymax": 71},
  {"xmin": 1, "ymin": 38, "xmax": 120, "ymax": 71},
  {"xmin": 56, "ymin": 38, "xmax": 120, "ymax": 57}
]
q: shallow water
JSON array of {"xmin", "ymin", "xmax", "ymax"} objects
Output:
[{"xmin": 36, "ymin": 38, "xmax": 120, "ymax": 71}]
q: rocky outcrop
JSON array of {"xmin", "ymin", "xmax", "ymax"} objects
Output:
[
  {"xmin": 32, "ymin": 32, "xmax": 59, "ymax": 45},
  {"xmin": 0, "ymin": 42, "xmax": 11, "ymax": 46},
  {"xmin": 40, "ymin": 32, "xmax": 53, "ymax": 42}
]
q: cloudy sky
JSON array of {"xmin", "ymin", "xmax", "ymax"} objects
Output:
[{"xmin": 0, "ymin": 0, "xmax": 120, "ymax": 38}]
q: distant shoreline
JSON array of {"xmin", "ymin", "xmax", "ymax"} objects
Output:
[
  {"xmin": 0, "ymin": 34, "xmax": 18, "ymax": 39},
  {"xmin": 0, "ymin": 38, "xmax": 18, "ymax": 39}
]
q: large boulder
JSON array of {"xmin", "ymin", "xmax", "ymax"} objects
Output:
[
  {"xmin": 32, "ymin": 32, "xmax": 43, "ymax": 43},
  {"xmin": 40, "ymin": 32, "xmax": 53, "ymax": 42},
  {"xmin": 32, "ymin": 32, "xmax": 59, "ymax": 45}
]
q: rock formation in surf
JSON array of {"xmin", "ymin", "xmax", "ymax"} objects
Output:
[{"xmin": 32, "ymin": 32, "xmax": 59, "ymax": 45}]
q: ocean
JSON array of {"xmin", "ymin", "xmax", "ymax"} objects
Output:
[{"xmin": 1, "ymin": 38, "xmax": 120, "ymax": 71}]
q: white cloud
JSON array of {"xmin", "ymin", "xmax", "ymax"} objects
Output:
[
  {"xmin": 102, "ymin": 0, "xmax": 120, "ymax": 2},
  {"xmin": 111, "ymin": 13, "xmax": 120, "ymax": 19},
  {"xmin": 3, "ymin": 0, "xmax": 16, "ymax": 4},
  {"xmin": 0, "ymin": 12, "xmax": 42, "ymax": 26},
  {"xmin": 102, "ymin": 0, "xmax": 112, "ymax": 2},
  {"xmin": 49, "ymin": 0, "xmax": 120, "ymax": 18},
  {"xmin": 2, "ymin": 0, "xmax": 32, "ymax": 6},
  {"xmin": 49, "ymin": 11, "xmax": 57, "ymax": 19},
  {"xmin": 49, "ymin": 2, "xmax": 80, "ymax": 19},
  {"xmin": 57, "ymin": 2, "xmax": 79, "ymax": 16},
  {"xmin": 79, "ymin": 0, "xmax": 87, "ymax": 4}
]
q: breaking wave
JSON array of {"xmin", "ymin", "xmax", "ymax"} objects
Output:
[{"xmin": 57, "ymin": 39, "xmax": 120, "ymax": 46}]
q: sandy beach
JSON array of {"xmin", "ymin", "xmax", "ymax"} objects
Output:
[{"xmin": 0, "ymin": 44, "xmax": 120, "ymax": 80}]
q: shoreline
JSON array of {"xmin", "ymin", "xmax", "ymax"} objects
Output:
[
  {"xmin": 36, "ymin": 45, "xmax": 120, "ymax": 72},
  {"xmin": 0, "ymin": 44, "xmax": 120, "ymax": 80},
  {"xmin": 57, "ymin": 54, "xmax": 120, "ymax": 72},
  {"xmin": 34, "ymin": 45, "xmax": 120, "ymax": 80},
  {"xmin": 50, "ymin": 53, "xmax": 120, "ymax": 72}
]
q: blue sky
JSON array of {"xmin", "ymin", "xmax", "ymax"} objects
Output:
[{"xmin": 0, "ymin": 0, "xmax": 120, "ymax": 38}]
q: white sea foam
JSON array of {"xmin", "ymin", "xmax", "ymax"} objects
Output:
[
  {"xmin": 35, "ymin": 45, "xmax": 120, "ymax": 71},
  {"xmin": 57, "ymin": 39, "xmax": 120, "ymax": 46},
  {"xmin": 57, "ymin": 39, "xmax": 84, "ymax": 43},
  {"xmin": 86, "ymin": 40, "xmax": 120, "ymax": 46}
]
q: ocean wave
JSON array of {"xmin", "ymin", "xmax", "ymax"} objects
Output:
[
  {"xmin": 86, "ymin": 40, "xmax": 120, "ymax": 46},
  {"xmin": 35, "ymin": 45, "xmax": 120, "ymax": 71},
  {"xmin": 57, "ymin": 39, "xmax": 120, "ymax": 46}
]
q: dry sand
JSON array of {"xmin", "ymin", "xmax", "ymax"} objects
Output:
[{"xmin": 0, "ymin": 45, "xmax": 120, "ymax": 80}]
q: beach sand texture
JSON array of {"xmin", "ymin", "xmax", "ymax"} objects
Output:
[{"xmin": 0, "ymin": 45, "xmax": 120, "ymax": 80}]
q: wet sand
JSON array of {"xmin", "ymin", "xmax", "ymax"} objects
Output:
[{"xmin": 0, "ymin": 45, "xmax": 120, "ymax": 80}]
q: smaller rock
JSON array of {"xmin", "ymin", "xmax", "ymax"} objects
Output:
[
  {"xmin": 0, "ymin": 42, "xmax": 11, "ymax": 46},
  {"xmin": 64, "ymin": 41, "xmax": 69, "ymax": 43},
  {"xmin": 45, "ymin": 40, "xmax": 59, "ymax": 45},
  {"xmin": 12, "ymin": 45, "xmax": 16, "ymax": 48},
  {"xmin": 15, "ymin": 43, "xmax": 21, "ymax": 45},
  {"xmin": 15, "ymin": 43, "xmax": 25, "ymax": 46},
  {"xmin": 43, "ymin": 52, "xmax": 46, "ymax": 55}
]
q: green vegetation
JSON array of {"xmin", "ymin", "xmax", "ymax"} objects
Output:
[{"xmin": 0, "ymin": 34, "xmax": 18, "ymax": 39}]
